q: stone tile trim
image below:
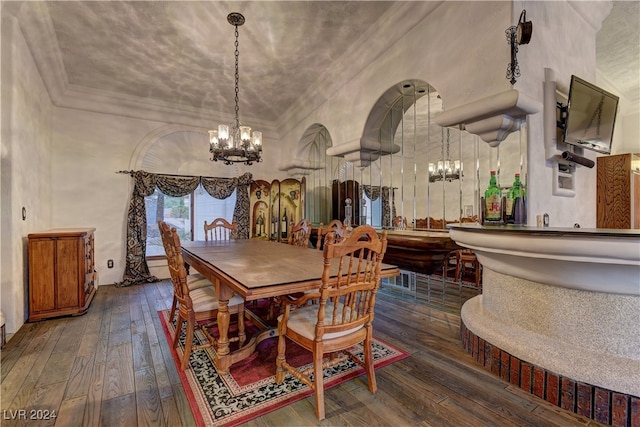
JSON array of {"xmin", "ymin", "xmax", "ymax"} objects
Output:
[{"xmin": 461, "ymin": 320, "xmax": 640, "ymax": 427}]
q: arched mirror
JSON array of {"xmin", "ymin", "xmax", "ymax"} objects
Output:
[{"xmin": 304, "ymin": 81, "xmax": 527, "ymax": 232}]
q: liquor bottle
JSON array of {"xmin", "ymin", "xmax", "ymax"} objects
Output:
[
  {"xmin": 281, "ymin": 208, "xmax": 288, "ymax": 239},
  {"xmin": 511, "ymin": 174, "xmax": 527, "ymax": 225},
  {"xmin": 484, "ymin": 171, "xmax": 502, "ymax": 224},
  {"xmin": 505, "ymin": 173, "xmax": 522, "ymax": 223}
]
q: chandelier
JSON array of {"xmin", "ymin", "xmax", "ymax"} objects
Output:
[
  {"xmin": 428, "ymin": 128, "xmax": 463, "ymax": 182},
  {"xmin": 209, "ymin": 12, "xmax": 262, "ymax": 165}
]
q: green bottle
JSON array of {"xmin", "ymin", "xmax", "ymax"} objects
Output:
[
  {"xmin": 505, "ymin": 173, "xmax": 522, "ymax": 223},
  {"xmin": 484, "ymin": 171, "xmax": 502, "ymax": 223}
]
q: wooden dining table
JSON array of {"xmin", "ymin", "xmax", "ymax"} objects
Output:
[{"xmin": 181, "ymin": 238, "xmax": 399, "ymax": 374}]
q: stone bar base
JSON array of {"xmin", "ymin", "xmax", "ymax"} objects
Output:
[
  {"xmin": 460, "ymin": 268, "xmax": 640, "ymax": 427},
  {"xmin": 460, "ymin": 321, "xmax": 640, "ymax": 426}
]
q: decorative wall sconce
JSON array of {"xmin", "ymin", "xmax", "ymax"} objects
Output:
[{"xmin": 506, "ymin": 9, "xmax": 533, "ymax": 85}]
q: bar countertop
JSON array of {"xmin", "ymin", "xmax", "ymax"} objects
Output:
[{"xmin": 448, "ymin": 223, "xmax": 640, "ymax": 238}]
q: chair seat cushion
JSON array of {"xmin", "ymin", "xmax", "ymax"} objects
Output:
[
  {"xmin": 279, "ymin": 302, "xmax": 362, "ymax": 341},
  {"xmin": 187, "ymin": 274, "xmax": 212, "ymax": 290},
  {"xmin": 190, "ymin": 286, "xmax": 244, "ymax": 312}
]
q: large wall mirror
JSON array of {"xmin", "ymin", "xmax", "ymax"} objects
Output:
[{"xmin": 304, "ymin": 81, "xmax": 527, "ymax": 230}]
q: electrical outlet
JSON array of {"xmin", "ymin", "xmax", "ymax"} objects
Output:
[{"xmin": 107, "ymin": 259, "xmax": 114, "ymax": 268}]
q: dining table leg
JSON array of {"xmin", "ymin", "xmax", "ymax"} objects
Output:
[{"xmin": 215, "ymin": 282, "xmax": 233, "ymax": 375}]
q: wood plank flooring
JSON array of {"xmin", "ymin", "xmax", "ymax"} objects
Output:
[{"xmin": 1, "ymin": 278, "xmax": 604, "ymax": 426}]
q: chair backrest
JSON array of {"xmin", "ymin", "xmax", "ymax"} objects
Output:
[
  {"xmin": 158, "ymin": 221, "xmax": 191, "ymax": 308},
  {"xmin": 392, "ymin": 216, "xmax": 407, "ymax": 230},
  {"xmin": 316, "ymin": 219, "xmax": 345, "ymax": 250},
  {"xmin": 427, "ymin": 217, "xmax": 446, "ymax": 229},
  {"xmin": 415, "ymin": 217, "xmax": 447, "ymax": 229},
  {"xmin": 460, "ymin": 215, "xmax": 479, "ymax": 223},
  {"xmin": 289, "ymin": 219, "xmax": 311, "ymax": 247},
  {"xmin": 316, "ymin": 225, "xmax": 388, "ymax": 339},
  {"xmin": 458, "ymin": 248, "xmax": 477, "ymax": 261},
  {"xmin": 204, "ymin": 217, "xmax": 238, "ymax": 241}
]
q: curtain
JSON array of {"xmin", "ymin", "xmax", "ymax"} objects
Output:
[
  {"xmin": 362, "ymin": 185, "xmax": 396, "ymax": 228},
  {"xmin": 117, "ymin": 170, "xmax": 252, "ymax": 287},
  {"xmin": 381, "ymin": 187, "xmax": 396, "ymax": 229}
]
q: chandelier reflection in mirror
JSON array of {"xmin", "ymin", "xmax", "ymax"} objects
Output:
[
  {"xmin": 209, "ymin": 13, "xmax": 262, "ymax": 165},
  {"xmin": 428, "ymin": 128, "xmax": 463, "ymax": 182}
]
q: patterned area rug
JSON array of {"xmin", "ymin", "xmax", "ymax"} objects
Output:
[{"xmin": 158, "ymin": 309, "xmax": 408, "ymax": 426}]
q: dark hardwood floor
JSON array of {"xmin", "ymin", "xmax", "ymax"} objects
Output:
[{"xmin": 1, "ymin": 276, "xmax": 603, "ymax": 426}]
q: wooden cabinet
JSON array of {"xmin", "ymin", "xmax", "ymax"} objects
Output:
[
  {"xmin": 597, "ymin": 153, "xmax": 640, "ymax": 229},
  {"xmin": 28, "ymin": 228, "xmax": 96, "ymax": 321},
  {"xmin": 332, "ymin": 179, "xmax": 360, "ymax": 226}
]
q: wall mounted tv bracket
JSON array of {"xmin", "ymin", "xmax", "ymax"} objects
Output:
[{"xmin": 544, "ymin": 68, "xmax": 576, "ymax": 197}]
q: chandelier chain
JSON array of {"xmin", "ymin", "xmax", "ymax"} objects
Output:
[
  {"xmin": 234, "ymin": 25, "xmax": 240, "ymax": 131},
  {"xmin": 446, "ymin": 128, "xmax": 450, "ymax": 160}
]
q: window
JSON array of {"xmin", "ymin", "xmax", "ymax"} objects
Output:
[
  {"xmin": 362, "ymin": 193, "xmax": 382, "ymax": 228},
  {"xmin": 145, "ymin": 185, "xmax": 237, "ymax": 257}
]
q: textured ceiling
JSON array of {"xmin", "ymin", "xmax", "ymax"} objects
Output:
[
  {"xmin": 44, "ymin": 1, "xmax": 395, "ymax": 123},
  {"xmin": 12, "ymin": 1, "xmax": 640, "ymax": 123},
  {"xmin": 596, "ymin": 1, "xmax": 640, "ymax": 109}
]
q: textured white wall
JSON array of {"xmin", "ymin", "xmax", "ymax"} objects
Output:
[
  {"xmin": 518, "ymin": 1, "xmax": 612, "ymax": 228},
  {"xmin": 1, "ymin": 15, "xmax": 53, "ymax": 333},
  {"xmin": 614, "ymin": 113, "xmax": 640, "ymax": 154}
]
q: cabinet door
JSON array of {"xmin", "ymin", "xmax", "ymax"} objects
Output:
[
  {"xmin": 55, "ymin": 237, "xmax": 80, "ymax": 309},
  {"xmin": 29, "ymin": 239, "xmax": 56, "ymax": 312}
]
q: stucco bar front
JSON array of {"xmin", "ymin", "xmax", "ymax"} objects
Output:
[{"xmin": 450, "ymin": 225, "xmax": 640, "ymax": 426}]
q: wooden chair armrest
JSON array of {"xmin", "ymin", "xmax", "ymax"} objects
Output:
[{"xmin": 279, "ymin": 290, "xmax": 320, "ymax": 307}]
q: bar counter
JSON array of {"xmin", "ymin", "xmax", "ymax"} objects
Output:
[
  {"xmin": 311, "ymin": 227, "xmax": 461, "ymax": 275},
  {"xmin": 449, "ymin": 224, "xmax": 640, "ymax": 425},
  {"xmin": 383, "ymin": 229, "xmax": 460, "ymax": 275}
]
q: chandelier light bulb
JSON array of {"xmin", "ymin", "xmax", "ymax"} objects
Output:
[
  {"xmin": 209, "ymin": 130, "xmax": 219, "ymax": 147},
  {"xmin": 218, "ymin": 124, "xmax": 229, "ymax": 142},
  {"xmin": 249, "ymin": 130, "xmax": 262, "ymax": 151},
  {"xmin": 240, "ymin": 126, "xmax": 251, "ymax": 143}
]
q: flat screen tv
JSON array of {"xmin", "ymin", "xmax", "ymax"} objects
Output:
[{"xmin": 563, "ymin": 75, "xmax": 619, "ymax": 155}]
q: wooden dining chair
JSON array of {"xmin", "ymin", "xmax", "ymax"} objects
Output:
[
  {"xmin": 455, "ymin": 248, "xmax": 482, "ymax": 289},
  {"xmin": 427, "ymin": 217, "xmax": 446, "ymax": 229},
  {"xmin": 444, "ymin": 250, "xmax": 458, "ymax": 278},
  {"xmin": 158, "ymin": 221, "xmax": 245, "ymax": 370},
  {"xmin": 271, "ymin": 218, "xmax": 314, "ymax": 316},
  {"xmin": 289, "ymin": 219, "xmax": 311, "ymax": 248},
  {"xmin": 159, "ymin": 224, "xmax": 215, "ymax": 323},
  {"xmin": 275, "ymin": 225, "xmax": 388, "ymax": 420},
  {"xmin": 316, "ymin": 219, "xmax": 345, "ymax": 250},
  {"xmin": 392, "ymin": 216, "xmax": 407, "ymax": 230},
  {"xmin": 204, "ymin": 217, "xmax": 238, "ymax": 241}
]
